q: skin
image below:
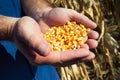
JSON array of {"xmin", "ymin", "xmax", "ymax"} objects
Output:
[{"xmin": 0, "ymin": 0, "xmax": 99, "ymax": 66}]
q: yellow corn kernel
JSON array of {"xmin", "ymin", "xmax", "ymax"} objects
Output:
[{"xmin": 44, "ymin": 21, "xmax": 90, "ymax": 51}]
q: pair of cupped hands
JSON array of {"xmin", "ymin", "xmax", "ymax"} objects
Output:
[{"xmin": 12, "ymin": 8, "xmax": 99, "ymax": 66}]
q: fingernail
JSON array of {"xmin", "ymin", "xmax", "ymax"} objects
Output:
[{"xmin": 38, "ymin": 42, "xmax": 50, "ymax": 56}]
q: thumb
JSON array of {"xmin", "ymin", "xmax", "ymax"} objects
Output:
[
  {"xmin": 24, "ymin": 19, "xmax": 50, "ymax": 56},
  {"xmin": 14, "ymin": 16, "xmax": 50, "ymax": 56},
  {"xmin": 29, "ymin": 35, "xmax": 50, "ymax": 56},
  {"xmin": 26, "ymin": 19, "xmax": 51, "ymax": 56},
  {"xmin": 70, "ymin": 10, "xmax": 97, "ymax": 29}
]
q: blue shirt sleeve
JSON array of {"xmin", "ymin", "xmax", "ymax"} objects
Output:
[{"xmin": 0, "ymin": 0, "xmax": 60, "ymax": 80}]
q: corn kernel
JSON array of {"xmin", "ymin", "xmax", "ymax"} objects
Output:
[{"xmin": 44, "ymin": 21, "xmax": 90, "ymax": 51}]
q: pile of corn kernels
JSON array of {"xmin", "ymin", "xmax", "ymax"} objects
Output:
[{"xmin": 44, "ymin": 21, "xmax": 90, "ymax": 51}]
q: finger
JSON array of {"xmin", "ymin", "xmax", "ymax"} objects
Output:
[
  {"xmin": 86, "ymin": 39, "xmax": 98, "ymax": 49},
  {"xmin": 81, "ymin": 52, "xmax": 95, "ymax": 61},
  {"xmin": 70, "ymin": 10, "xmax": 97, "ymax": 29},
  {"xmin": 58, "ymin": 48, "xmax": 91, "ymax": 64},
  {"xmin": 39, "ymin": 20, "xmax": 50, "ymax": 33},
  {"xmin": 88, "ymin": 30, "xmax": 99, "ymax": 39},
  {"xmin": 35, "ymin": 48, "xmax": 91, "ymax": 65},
  {"xmin": 57, "ymin": 50, "xmax": 95, "ymax": 66},
  {"xmin": 28, "ymin": 35, "xmax": 50, "ymax": 56},
  {"xmin": 80, "ymin": 44, "xmax": 89, "ymax": 49}
]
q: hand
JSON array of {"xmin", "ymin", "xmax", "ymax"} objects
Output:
[
  {"xmin": 12, "ymin": 16, "xmax": 50, "ymax": 62},
  {"xmin": 39, "ymin": 8, "xmax": 98, "ymax": 49},
  {"xmin": 34, "ymin": 8, "xmax": 98, "ymax": 66},
  {"xmin": 12, "ymin": 16, "xmax": 96, "ymax": 66},
  {"xmin": 12, "ymin": 8, "xmax": 99, "ymax": 66}
]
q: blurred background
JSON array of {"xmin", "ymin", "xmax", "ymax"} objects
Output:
[{"xmin": 49, "ymin": 0, "xmax": 120, "ymax": 80}]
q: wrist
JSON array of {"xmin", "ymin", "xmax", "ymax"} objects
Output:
[
  {"xmin": 8, "ymin": 18, "xmax": 19, "ymax": 41},
  {"xmin": 1, "ymin": 17, "xmax": 19, "ymax": 41},
  {"xmin": 0, "ymin": 15, "xmax": 19, "ymax": 41}
]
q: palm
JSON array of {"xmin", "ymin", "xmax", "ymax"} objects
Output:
[
  {"xmin": 39, "ymin": 8, "xmax": 98, "ymax": 49},
  {"xmin": 42, "ymin": 8, "xmax": 71, "ymax": 26},
  {"xmin": 38, "ymin": 8, "xmax": 72, "ymax": 33}
]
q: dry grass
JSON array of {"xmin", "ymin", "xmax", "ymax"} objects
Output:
[{"xmin": 49, "ymin": 0, "xmax": 120, "ymax": 80}]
